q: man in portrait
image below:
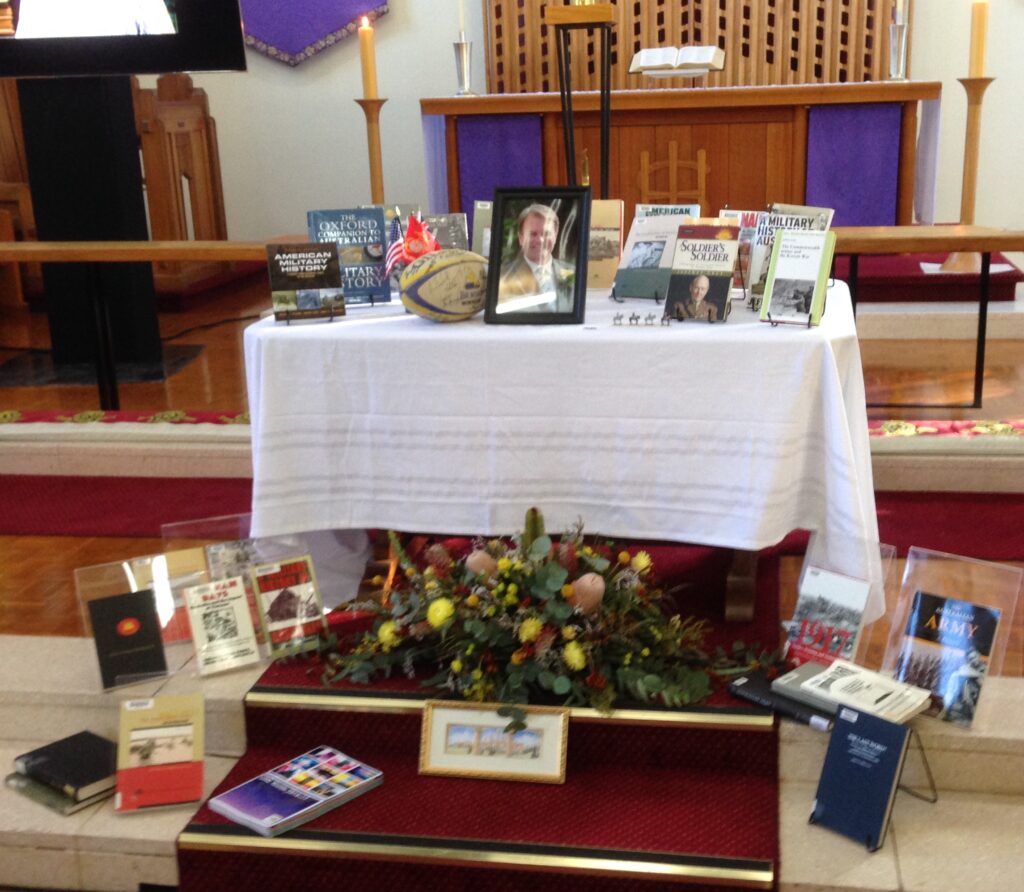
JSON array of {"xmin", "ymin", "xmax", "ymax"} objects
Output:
[
  {"xmin": 497, "ymin": 203, "xmax": 575, "ymax": 313},
  {"xmin": 671, "ymin": 273, "xmax": 719, "ymax": 321}
]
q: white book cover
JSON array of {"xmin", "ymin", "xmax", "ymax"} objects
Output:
[
  {"xmin": 800, "ymin": 660, "xmax": 930, "ymax": 723},
  {"xmin": 183, "ymin": 576, "xmax": 261, "ymax": 676}
]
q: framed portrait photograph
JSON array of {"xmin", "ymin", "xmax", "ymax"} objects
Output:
[
  {"xmin": 484, "ymin": 186, "xmax": 590, "ymax": 325},
  {"xmin": 419, "ymin": 701, "xmax": 569, "ymax": 784}
]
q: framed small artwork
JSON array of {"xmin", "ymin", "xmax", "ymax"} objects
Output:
[
  {"xmin": 419, "ymin": 701, "xmax": 569, "ymax": 784},
  {"xmin": 484, "ymin": 186, "xmax": 590, "ymax": 325}
]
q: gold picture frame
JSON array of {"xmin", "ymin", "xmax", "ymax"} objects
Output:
[{"xmin": 419, "ymin": 701, "xmax": 569, "ymax": 784}]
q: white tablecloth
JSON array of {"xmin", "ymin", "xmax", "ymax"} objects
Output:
[{"xmin": 245, "ymin": 283, "xmax": 883, "ymax": 618}]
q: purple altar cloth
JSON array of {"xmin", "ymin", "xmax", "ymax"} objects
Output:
[
  {"xmin": 240, "ymin": 1, "xmax": 389, "ymax": 66},
  {"xmin": 805, "ymin": 103, "xmax": 901, "ymax": 226}
]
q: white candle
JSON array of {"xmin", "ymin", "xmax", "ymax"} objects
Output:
[
  {"xmin": 358, "ymin": 16, "xmax": 378, "ymax": 99},
  {"xmin": 459, "ymin": 0, "xmax": 466, "ymax": 35},
  {"xmin": 894, "ymin": 0, "xmax": 904, "ymax": 24},
  {"xmin": 969, "ymin": 1, "xmax": 989, "ymax": 77}
]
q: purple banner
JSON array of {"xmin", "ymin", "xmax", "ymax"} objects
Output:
[
  {"xmin": 805, "ymin": 104, "xmax": 901, "ymax": 227},
  {"xmin": 240, "ymin": 1, "xmax": 389, "ymax": 66}
]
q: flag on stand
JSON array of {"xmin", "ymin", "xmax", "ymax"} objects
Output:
[
  {"xmin": 384, "ymin": 215, "xmax": 405, "ymax": 277},
  {"xmin": 402, "ymin": 215, "xmax": 440, "ymax": 264}
]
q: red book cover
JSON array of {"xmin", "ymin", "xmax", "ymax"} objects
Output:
[{"xmin": 115, "ymin": 694, "xmax": 204, "ymax": 812}]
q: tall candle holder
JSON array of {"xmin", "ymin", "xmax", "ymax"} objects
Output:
[
  {"xmin": 355, "ymin": 97, "xmax": 387, "ymax": 205},
  {"xmin": 940, "ymin": 77, "xmax": 994, "ymax": 273},
  {"xmin": 453, "ymin": 31, "xmax": 475, "ymax": 96}
]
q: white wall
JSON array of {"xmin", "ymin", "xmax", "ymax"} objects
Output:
[{"xmin": 181, "ymin": 1, "xmax": 1020, "ymax": 240}]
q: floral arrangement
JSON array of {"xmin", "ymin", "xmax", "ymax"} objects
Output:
[{"xmin": 325, "ymin": 508, "xmax": 751, "ymax": 714}]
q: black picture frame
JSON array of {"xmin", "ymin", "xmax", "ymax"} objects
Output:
[{"xmin": 485, "ymin": 186, "xmax": 590, "ymax": 325}]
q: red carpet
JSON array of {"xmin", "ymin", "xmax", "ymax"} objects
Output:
[
  {"xmin": 2, "ymin": 476, "xmax": 1022, "ymax": 562},
  {"xmin": 833, "ymin": 252, "xmax": 1023, "ymax": 303}
]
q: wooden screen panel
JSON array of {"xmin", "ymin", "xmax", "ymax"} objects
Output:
[{"xmin": 485, "ymin": 0, "xmax": 904, "ymax": 93}]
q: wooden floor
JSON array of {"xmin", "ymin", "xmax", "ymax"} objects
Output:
[{"xmin": 0, "ymin": 274, "xmax": 1022, "ymax": 677}]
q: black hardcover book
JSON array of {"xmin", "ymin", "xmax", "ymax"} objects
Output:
[
  {"xmin": 87, "ymin": 589, "xmax": 168, "ymax": 690},
  {"xmin": 729, "ymin": 668, "xmax": 834, "ymax": 732},
  {"xmin": 6, "ymin": 771, "xmax": 114, "ymax": 815},
  {"xmin": 14, "ymin": 730, "xmax": 117, "ymax": 801}
]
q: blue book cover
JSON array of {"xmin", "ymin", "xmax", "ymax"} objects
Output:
[
  {"xmin": 306, "ymin": 207, "xmax": 390, "ymax": 304},
  {"xmin": 208, "ymin": 745, "xmax": 382, "ymax": 837},
  {"xmin": 810, "ymin": 707, "xmax": 911, "ymax": 851}
]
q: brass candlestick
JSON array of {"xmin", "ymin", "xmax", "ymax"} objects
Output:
[
  {"xmin": 355, "ymin": 97, "xmax": 387, "ymax": 205},
  {"xmin": 941, "ymin": 77, "xmax": 993, "ymax": 273}
]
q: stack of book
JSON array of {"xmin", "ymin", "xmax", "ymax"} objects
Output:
[{"xmin": 7, "ymin": 730, "xmax": 117, "ymax": 815}]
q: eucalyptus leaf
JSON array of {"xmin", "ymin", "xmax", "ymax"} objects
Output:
[
  {"xmin": 529, "ymin": 535, "xmax": 553, "ymax": 560},
  {"xmin": 539, "ymin": 670, "xmax": 555, "ymax": 689},
  {"xmin": 552, "ymin": 675, "xmax": 572, "ymax": 696}
]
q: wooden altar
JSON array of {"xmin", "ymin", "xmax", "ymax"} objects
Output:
[{"xmin": 421, "ymin": 81, "xmax": 940, "ymax": 228}]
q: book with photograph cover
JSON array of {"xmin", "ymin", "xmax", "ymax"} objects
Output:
[
  {"xmin": 586, "ymin": 199, "xmax": 624, "ymax": 289},
  {"xmin": 115, "ymin": 694, "xmax": 204, "ymax": 812},
  {"xmin": 810, "ymin": 707, "xmax": 911, "ymax": 851},
  {"xmin": 664, "ymin": 222, "xmax": 740, "ymax": 322},
  {"xmin": 307, "ymin": 207, "xmax": 389, "ymax": 304},
  {"xmin": 748, "ymin": 203, "xmax": 834, "ymax": 295},
  {"xmin": 208, "ymin": 745, "xmax": 383, "ymax": 837},
  {"xmin": 87, "ymin": 589, "xmax": 167, "ymax": 690},
  {"xmin": 266, "ymin": 242, "xmax": 344, "ymax": 322},
  {"xmin": 250, "ymin": 555, "xmax": 326, "ymax": 658},
  {"xmin": 612, "ymin": 213, "xmax": 690, "ymax": 300},
  {"xmin": 773, "ymin": 659, "xmax": 931, "ymax": 724},
  {"xmin": 425, "ymin": 213, "xmax": 469, "ymax": 250},
  {"xmin": 182, "ymin": 576, "xmax": 261, "ymax": 676},
  {"xmin": 5, "ymin": 771, "xmax": 114, "ymax": 816},
  {"xmin": 891, "ymin": 591, "xmax": 1001, "ymax": 727},
  {"xmin": 784, "ymin": 566, "xmax": 871, "ymax": 667},
  {"xmin": 14, "ymin": 730, "xmax": 117, "ymax": 802},
  {"xmin": 760, "ymin": 229, "xmax": 836, "ymax": 326}
]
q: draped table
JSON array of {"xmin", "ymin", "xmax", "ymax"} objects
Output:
[{"xmin": 244, "ymin": 282, "xmax": 884, "ymax": 618}]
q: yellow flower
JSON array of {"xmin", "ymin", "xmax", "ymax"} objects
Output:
[
  {"xmin": 497, "ymin": 557, "xmax": 512, "ymax": 575},
  {"xmin": 405, "ymin": 567, "xmax": 417, "ymax": 579},
  {"xmin": 561, "ymin": 626, "xmax": 577, "ymax": 640},
  {"xmin": 451, "ymin": 658, "xmax": 463, "ymax": 673},
  {"xmin": 561, "ymin": 583, "xmax": 574, "ymax": 598},
  {"xmin": 472, "ymin": 668, "xmax": 483, "ymax": 680},
  {"xmin": 426, "ymin": 597, "xmax": 455, "ymax": 628},
  {"xmin": 510, "ymin": 649, "xmax": 527, "ymax": 666},
  {"xmin": 371, "ymin": 575, "xmax": 384, "ymax": 586},
  {"xmin": 631, "ymin": 551, "xmax": 652, "ymax": 573},
  {"xmin": 641, "ymin": 647, "xmax": 651, "ymax": 657},
  {"xmin": 466, "ymin": 593, "xmax": 480, "ymax": 608},
  {"xmin": 518, "ymin": 617, "xmax": 543, "ymax": 643},
  {"xmin": 617, "ymin": 550, "xmax": 631, "ymax": 565},
  {"xmin": 425, "ymin": 579, "xmax": 439, "ymax": 592},
  {"xmin": 377, "ymin": 620, "xmax": 400, "ymax": 651},
  {"xmin": 506, "ymin": 583, "xmax": 518, "ymax": 597},
  {"xmin": 623, "ymin": 652, "xmax": 633, "ymax": 666},
  {"xmin": 562, "ymin": 640, "xmax": 586, "ymax": 671},
  {"xmin": 504, "ymin": 593, "xmax": 519, "ymax": 606},
  {"xmin": 424, "ymin": 566, "xmax": 436, "ymax": 578},
  {"xmin": 466, "ymin": 643, "xmax": 476, "ymax": 655}
]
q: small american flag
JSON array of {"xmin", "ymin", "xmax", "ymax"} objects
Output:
[{"xmin": 384, "ymin": 215, "xmax": 404, "ymax": 276}]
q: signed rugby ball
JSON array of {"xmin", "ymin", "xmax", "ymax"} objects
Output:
[{"xmin": 399, "ymin": 249, "xmax": 488, "ymax": 322}]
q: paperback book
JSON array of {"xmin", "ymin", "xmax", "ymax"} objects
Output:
[
  {"xmin": 208, "ymin": 745, "xmax": 383, "ymax": 838},
  {"xmin": 182, "ymin": 576, "xmax": 261, "ymax": 676},
  {"xmin": 14, "ymin": 730, "xmax": 117, "ymax": 802},
  {"xmin": 471, "ymin": 200, "xmax": 492, "ymax": 257},
  {"xmin": 810, "ymin": 707, "xmax": 911, "ymax": 851},
  {"xmin": 891, "ymin": 591, "xmax": 1001, "ymax": 727},
  {"xmin": 635, "ymin": 202, "xmax": 701, "ymax": 220},
  {"xmin": 87, "ymin": 589, "xmax": 167, "ymax": 690},
  {"xmin": 760, "ymin": 229, "xmax": 836, "ymax": 326},
  {"xmin": 718, "ymin": 208, "xmax": 763, "ymax": 291},
  {"xmin": 586, "ymin": 198, "xmax": 624, "ymax": 289},
  {"xmin": 748, "ymin": 203, "xmax": 834, "ymax": 295},
  {"xmin": 307, "ymin": 207, "xmax": 389, "ymax": 304},
  {"xmin": 772, "ymin": 659, "xmax": 931, "ymax": 724},
  {"xmin": 664, "ymin": 222, "xmax": 740, "ymax": 322},
  {"xmin": 611, "ymin": 213, "xmax": 688, "ymax": 300},
  {"xmin": 266, "ymin": 242, "xmax": 344, "ymax": 322},
  {"xmin": 116, "ymin": 694, "xmax": 204, "ymax": 812},
  {"xmin": 250, "ymin": 555, "xmax": 326, "ymax": 658},
  {"xmin": 784, "ymin": 566, "xmax": 871, "ymax": 666}
]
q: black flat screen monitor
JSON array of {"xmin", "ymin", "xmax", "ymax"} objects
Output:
[{"xmin": 0, "ymin": 0, "xmax": 246, "ymax": 77}]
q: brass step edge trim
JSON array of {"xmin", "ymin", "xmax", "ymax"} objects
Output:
[
  {"xmin": 244, "ymin": 690, "xmax": 774, "ymax": 730},
  {"xmin": 177, "ymin": 830, "xmax": 774, "ymax": 888}
]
